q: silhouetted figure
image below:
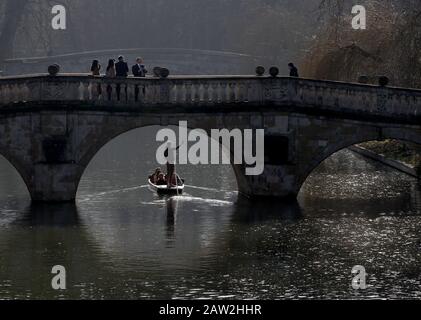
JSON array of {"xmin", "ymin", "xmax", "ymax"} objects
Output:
[
  {"xmin": 115, "ymin": 55, "xmax": 129, "ymax": 100},
  {"xmin": 90, "ymin": 60, "xmax": 102, "ymax": 96},
  {"xmin": 132, "ymin": 57, "xmax": 148, "ymax": 77},
  {"xmin": 105, "ymin": 59, "xmax": 116, "ymax": 78},
  {"xmin": 115, "ymin": 55, "xmax": 129, "ymax": 77},
  {"xmin": 90, "ymin": 60, "xmax": 101, "ymax": 76},
  {"xmin": 132, "ymin": 57, "xmax": 147, "ymax": 101},
  {"xmin": 156, "ymin": 173, "xmax": 166, "ymax": 185},
  {"xmin": 164, "ymin": 143, "xmax": 182, "ymax": 187},
  {"xmin": 149, "ymin": 168, "xmax": 162, "ymax": 184},
  {"xmin": 105, "ymin": 59, "xmax": 116, "ymax": 100},
  {"xmin": 288, "ymin": 63, "xmax": 299, "ymax": 77}
]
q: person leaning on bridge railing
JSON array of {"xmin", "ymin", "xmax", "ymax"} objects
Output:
[{"xmin": 288, "ymin": 62, "xmax": 299, "ymax": 77}]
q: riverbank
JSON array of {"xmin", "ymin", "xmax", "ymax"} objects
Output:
[{"xmin": 349, "ymin": 144, "xmax": 420, "ymax": 178}]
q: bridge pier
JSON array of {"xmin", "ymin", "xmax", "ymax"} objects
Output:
[
  {"xmin": 234, "ymin": 165, "xmax": 300, "ymax": 200},
  {"xmin": 30, "ymin": 164, "xmax": 81, "ymax": 202}
]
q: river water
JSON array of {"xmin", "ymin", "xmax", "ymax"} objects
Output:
[{"xmin": 0, "ymin": 127, "xmax": 420, "ymax": 300}]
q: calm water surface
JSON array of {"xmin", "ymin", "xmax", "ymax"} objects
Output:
[{"xmin": 0, "ymin": 128, "xmax": 420, "ymax": 299}]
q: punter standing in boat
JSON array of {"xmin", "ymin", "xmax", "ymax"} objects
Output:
[{"xmin": 164, "ymin": 142, "xmax": 182, "ymax": 188}]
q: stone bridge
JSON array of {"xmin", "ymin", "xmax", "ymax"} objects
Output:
[
  {"xmin": 1, "ymin": 48, "xmax": 258, "ymax": 76},
  {"xmin": 0, "ymin": 74, "xmax": 420, "ymax": 202}
]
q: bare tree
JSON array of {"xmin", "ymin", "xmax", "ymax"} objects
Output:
[{"xmin": 303, "ymin": 0, "xmax": 421, "ymax": 88}]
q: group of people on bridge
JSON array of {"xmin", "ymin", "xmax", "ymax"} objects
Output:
[
  {"xmin": 90, "ymin": 55, "xmax": 300, "ymax": 79},
  {"xmin": 88, "ymin": 55, "xmax": 299, "ymax": 101},
  {"xmin": 90, "ymin": 55, "xmax": 147, "ymax": 100},
  {"xmin": 90, "ymin": 55, "xmax": 148, "ymax": 78}
]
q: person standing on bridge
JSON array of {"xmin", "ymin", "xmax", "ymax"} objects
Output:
[
  {"xmin": 115, "ymin": 55, "xmax": 129, "ymax": 77},
  {"xmin": 106, "ymin": 59, "xmax": 116, "ymax": 78},
  {"xmin": 105, "ymin": 59, "xmax": 116, "ymax": 100},
  {"xmin": 90, "ymin": 60, "xmax": 102, "ymax": 98},
  {"xmin": 132, "ymin": 57, "xmax": 148, "ymax": 101},
  {"xmin": 132, "ymin": 57, "xmax": 148, "ymax": 77},
  {"xmin": 115, "ymin": 56, "xmax": 129, "ymax": 101},
  {"xmin": 288, "ymin": 63, "xmax": 299, "ymax": 77},
  {"xmin": 90, "ymin": 60, "xmax": 101, "ymax": 76}
]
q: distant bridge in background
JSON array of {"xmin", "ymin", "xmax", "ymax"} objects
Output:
[{"xmin": 2, "ymin": 48, "xmax": 262, "ymax": 76}]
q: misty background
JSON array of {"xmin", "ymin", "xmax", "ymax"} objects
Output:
[
  {"xmin": 0, "ymin": 0, "xmax": 320, "ymax": 71},
  {"xmin": 1, "ymin": 0, "xmax": 421, "ymax": 86}
]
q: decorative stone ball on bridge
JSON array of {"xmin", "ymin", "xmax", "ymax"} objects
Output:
[
  {"xmin": 48, "ymin": 64, "xmax": 60, "ymax": 76},
  {"xmin": 255, "ymin": 66, "xmax": 265, "ymax": 76},
  {"xmin": 378, "ymin": 76, "xmax": 390, "ymax": 87},
  {"xmin": 153, "ymin": 67, "xmax": 170, "ymax": 78},
  {"xmin": 269, "ymin": 67, "xmax": 279, "ymax": 78}
]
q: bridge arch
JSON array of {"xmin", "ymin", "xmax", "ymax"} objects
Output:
[
  {"xmin": 74, "ymin": 123, "xmax": 246, "ymax": 198},
  {"xmin": 0, "ymin": 151, "xmax": 31, "ymax": 199},
  {"xmin": 297, "ymin": 131, "xmax": 421, "ymax": 195}
]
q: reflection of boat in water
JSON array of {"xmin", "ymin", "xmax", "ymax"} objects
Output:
[{"xmin": 148, "ymin": 176, "xmax": 185, "ymax": 195}]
